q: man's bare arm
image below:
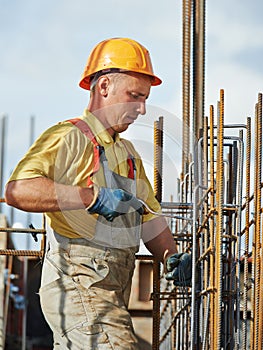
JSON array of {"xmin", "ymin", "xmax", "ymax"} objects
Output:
[
  {"xmin": 142, "ymin": 216, "xmax": 177, "ymax": 263},
  {"xmin": 5, "ymin": 177, "xmax": 95, "ymax": 212}
]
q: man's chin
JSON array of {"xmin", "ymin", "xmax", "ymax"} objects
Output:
[{"xmin": 113, "ymin": 123, "xmax": 130, "ymax": 133}]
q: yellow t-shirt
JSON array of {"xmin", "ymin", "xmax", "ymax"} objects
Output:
[{"xmin": 8, "ymin": 109, "xmax": 161, "ymax": 238}]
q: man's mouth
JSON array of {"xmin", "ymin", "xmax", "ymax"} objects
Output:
[{"xmin": 126, "ymin": 116, "xmax": 137, "ymax": 124}]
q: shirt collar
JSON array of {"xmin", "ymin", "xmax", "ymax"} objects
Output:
[{"xmin": 82, "ymin": 108, "xmax": 121, "ymax": 145}]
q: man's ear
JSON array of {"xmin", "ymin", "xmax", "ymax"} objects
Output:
[{"xmin": 97, "ymin": 76, "xmax": 109, "ymax": 97}]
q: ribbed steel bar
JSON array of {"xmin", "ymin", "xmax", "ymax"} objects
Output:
[
  {"xmin": 235, "ymin": 129, "xmax": 245, "ymax": 349},
  {"xmin": 152, "ymin": 117, "xmax": 164, "ymax": 349},
  {"xmin": 3, "ymin": 255, "xmax": 13, "ymax": 348},
  {"xmin": 181, "ymin": 0, "xmax": 192, "ymax": 181},
  {"xmin": 190, "ymin": 185, "xmax": 199, "ymax": 350},
  {"xmin": 192, "ymin": 0, "xmax": 206, "ymax": 140},
  {"xmin": 153, "ymin": 117, "xmax": 164, "ymax": 202},
  {"xmin": 0, "ymin": 116, "xmax": 7, "ymax": 211},
  {"xmin": 201, "ymin": 116, "xmax": 209, "ymax": 348},
  {"xmin": 241, "ymin": 117, "xmax": 251, "ymax": 350},
  {"xmin": 215, "ymin": 89, "xmax": 224, "ymax": 350},
  {"xmin": 183, "ymin": 1, "xmax": 207, "ymax": 345},
  {"xmin": 158, "ymin": 117, "xmax": 164, "ymax": 201},
  {"xmin": 0, "ymin": 249, "xmax": 43, "ymax": 257},
  {"xmin": 257, "ymin": 93, "xmax": 263, "ymax": 349},
  {"xmin": 251, "ymin": 94, "xmax": 262, "ymax": 350},
  {"xmin": 152, "ymin": 260, "xmax": 161, "ymax": 350},
  {"xmin": 209, "ymin": 105, "xmax": 216, "ymax": 350},
  {"xmin": 250, "ymin": 104, "xmax": 257, "ymax": 350}
]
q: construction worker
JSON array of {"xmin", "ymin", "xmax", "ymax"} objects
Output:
[{"xmin": 5, "ymin": 37, "xmax": 191, "ymax": 349}]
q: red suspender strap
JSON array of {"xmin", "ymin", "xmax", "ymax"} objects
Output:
[
  {"xmin": 67, "ymin": 118, "xmax": 100, "ymax": 186},
  {"xmin": 67, "ymin": 118, "xmax": 135, "ymax": 182},
  {"xmin": 127, "ymin": 157, "xmax": 135, "ymax": 180}
]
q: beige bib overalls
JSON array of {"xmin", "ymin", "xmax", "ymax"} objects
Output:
[{"xmin": 39, "ymin": 119, "xmax": 142, "ymax": 350}]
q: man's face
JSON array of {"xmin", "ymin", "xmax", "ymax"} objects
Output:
[{"xmin": 100, "ymin": 72, "xmax": 152, "ymax": 136}]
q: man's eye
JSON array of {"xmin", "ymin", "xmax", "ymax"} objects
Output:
[{"xmin": 130, "ymin": 93, "xmax": 139, "ymax": 99}]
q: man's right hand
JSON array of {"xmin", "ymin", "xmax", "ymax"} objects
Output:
[{"xmin": 87, "ymin": 187, "xmax": 144, "ymax": 222}]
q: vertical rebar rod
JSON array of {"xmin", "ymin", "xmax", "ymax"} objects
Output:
[
  {"xmin": 252, "ymin": 94, "xmax": 262, "ymax": 350},
  {"xmin": 215, "ymin": 89, "xmax": 224, "ymax": 350},
  {"xmin": 202, "ymin": 116, "xmax": 209, "ymax": 347},
  {"xmin": 152, "ymin": 117, "xmax": 163, "ymax": 350},
  {"xmin": 181, "ymin": 0, "xmax": 192, "ymax": 181},
  {"xmin": 209, "ymin": 105, "xmax": 216, "ymax": 350},
  {"xmin": 250, "ymin": 106, "xmax": 257, "ymax": 350},
  {"xmin": 152, "ymin": 261, "xmax": 161, "ymax": 350},
  {"xmin": 241, "ymin": 117, "xmax": 251, "ymax": 350},
  {"xmin": 235, "ymin": 130, "xmax": 244, "ymax": 349},
  {"xmin": 0, "ymin": 115, "xmax": 7, "ymax": 212},
  {"xmin": 257, "ymin": 93, "xmax": 263, "ymax": 349},
  {"xmin": 3, "ymin": 255, "xmax": 13, "ymax": 347},
  {"xmin": 190, "ymin": 185, "xmax": 199, "ymax": 350},
  {"xmin": 22, "ymin": 115, "xmax": 35, "ymax": 350},
  {"xmin": 192, "ymin": 0, "xmax": 206, "ymax": 140},
  {"xmin": 153, "ymin": 117, "xmax": 164, "ymax": 202}
]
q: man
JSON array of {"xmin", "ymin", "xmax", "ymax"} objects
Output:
[{"xmin": 5, "ymin": 38, "xmax": 191, "ymax": 349}]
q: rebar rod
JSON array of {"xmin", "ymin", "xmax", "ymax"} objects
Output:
[
  {"xmin": 251, "ymin": 94, "xmax": 262, "ymax": 350},
  {"xmin": 0, "ymin": 249, "xmax": 44, "ymax": 257},
  {"xmin": 153, "ymin": 117, "xmax": 164, "ymax": 202},
  {"xmin": 257, "ymin": 93, "xmax": 263, "ymax": 349},
  {"xmin": 152, "ymin": 260, "xmax": 161, "ymax": 350},
  {"xmin": 192, "ymin": 0, "xmax": 206, "ymax": 140},
  {"xmin": 234, "ymin": 130, "xmax": 244, "ymax": 349},
  {"xmin": 3, "ymin": 255, "xmax": 13, "ymax": 348},
  {"xmin": 209, "ymin": 105, "xmax": 216, "ymax": 350},
  {"xmin": 241, "ymin": 117, "xmax": 251, "ymax": 350},
  {"xmin": 181, "ymin": 0, "xmax": 192, "ymax": 181},
  {"xmin": 0, "ymin": 116, "xmax": 7, "ymax": 212},
  {"xmin": 215, "ymin": 89, "xmax": 225, "ymax": 350},
  {"xmin": 190, "ymin": 185, "xmax": 199, "ymax": 350},
  {"xmin": 202, "ymin": 116, "xmax": 209, "ymax": 346},
  {"xmin": 152, "ymin": 117, "xmax": 164, "ymax": 349}
]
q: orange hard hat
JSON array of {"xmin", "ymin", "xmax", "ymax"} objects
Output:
[{"xmin": 79, "ymin": 37, "xmax": 162, "ymax": 90}]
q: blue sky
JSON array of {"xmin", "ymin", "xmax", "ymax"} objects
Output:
[{"xmin": 0, "ymin": 0, "xmax": 263, "ymax": 231}]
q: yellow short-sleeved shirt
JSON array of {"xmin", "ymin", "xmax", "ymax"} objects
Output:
[{"xmin": 8, "ymin": 109, "xmax": 161, "ymax": 238}]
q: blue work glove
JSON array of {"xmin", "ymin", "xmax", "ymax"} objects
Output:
[
  {"xmin": 87, "ymin": 187, "xmax": 144, "ymax": 222},
  {"xmin": 165, "ymin": 252, "xmax": 192, "ymax": 287}
]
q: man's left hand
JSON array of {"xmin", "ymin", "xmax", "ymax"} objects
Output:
[{"xmin": 165, "ymin": 252, "xmax": 192, "ymax": 287}]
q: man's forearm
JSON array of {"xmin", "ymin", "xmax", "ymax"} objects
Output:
[
  {"xmin": 5, "ymin": 177, "xmax": 95, "ymax": 212},
  {"xmin": 143, "ymin": 217, "xmax": 177, "ymax": 263}
]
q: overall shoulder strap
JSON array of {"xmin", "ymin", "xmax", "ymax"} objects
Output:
[
  {"xmin": 68, "ymin": 118, "xmax": 136, "ymax": 181},
  {"xmin": 67, "ymin": 118, "xmax": 102, "ymax": 185}
]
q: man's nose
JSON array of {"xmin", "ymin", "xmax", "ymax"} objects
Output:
[{"xmin": 137, "ymin": 101, "xmax": 146, "ymax": 115}]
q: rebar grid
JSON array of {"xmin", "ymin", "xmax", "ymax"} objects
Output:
[
  {"xmin": 0, "ymin": 201, "xmax": 46, "ymax": 258},
  {"xmin": 157, "ymin": 90, "xmax": 263, "ymax": 350}
]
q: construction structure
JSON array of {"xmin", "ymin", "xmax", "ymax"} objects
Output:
[{"xmin": 0, "ymin": 1, "xmax": 263, "ymax": 349}]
